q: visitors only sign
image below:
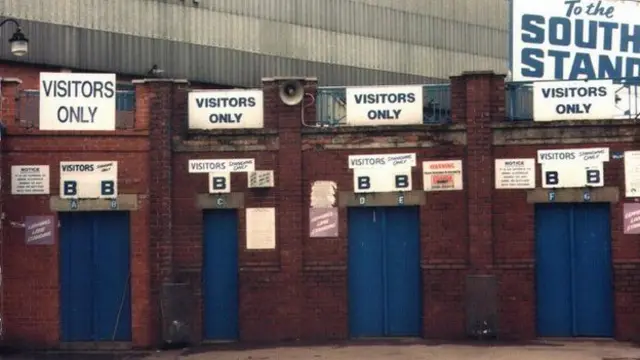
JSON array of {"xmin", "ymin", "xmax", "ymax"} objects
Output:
[
  {"xmin": 348, "ymin": 153, "xmax": 416, "ymax": 193},
  {"xmin": 188, "ymin": 158, "xmax": 255, "ymax": 173},
  {"xmin": 59, "ymin": 161, "xmax": 118, "ymax": 199},
  {"xmin": 345, "ymin": 86, "xmax": 423, "ymax": 126},
  {"xmin": 39, "ymin": 72, "xmax": 116, "ymax": 131},
  {"xmin": 537, "ymin": 147, "xmax": 609, "ymax": 188},
  {"xmin": 533, "ymin": 80, "xmax": 616, "ymax": 121},
  {"xmin": 511, "ymin": 0, "xmax": 640, "ymax": 81},
  {"xmin": 188, "ymin": 89, "xmax": 264, "ymax": 129}
]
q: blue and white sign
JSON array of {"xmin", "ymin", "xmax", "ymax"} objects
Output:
[
  {"xmin": 188, "ymin": 158, "xmax": 255, "ymax": 173},
  {"xmin": 188, "ymin": 89, "xmax": 264, "ymax": 129},
  {"xmin": 39, "ymin": 72, "xmax": 116, "ymax": 131},
  {"xmin": 348, "ymin": 153, "xmax": 416, "ymax": 169},
  {"xmin": 345, "ymin": 86, "xmax": 423, "ymax": 126},
  {"xmin": 537, "ymin": 147, "xmax": 608, "ymax": 188},
  {"xmin": 59, "ymin": 161, "xmax": 118, "ymax": 199},
  {"xmin": 533, "ymin": 79, "xmax": 617, "ymax": 121},
  {"xmin": 511, "ymin": 0, "xmax": 640, "ymax": 82},
  {"xmin": 353, "ymin": 168, "xmax": 412, "ymax": 193}
]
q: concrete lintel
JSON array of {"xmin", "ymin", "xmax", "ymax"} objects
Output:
[
  {"xmin": 50, "ymin": 194, "xmax": 139, "ymax": 212},
  {"xmin": 526, "ymin": 186, "xmax": 619, "ymax": 204},
  {"xmin": 338, "ymin": 190, "xmax": 425, "ymax": 207},
  {"xmin": 0, "ymin": 77, "xmax": 23, "ymax": 85},
  {"xmin": 131, "ymin": 78, "xmax": 189, "ymax": 84},
  {"xmin": 196, "ymin": 192, "xmax": 245, "ymax": 209}
]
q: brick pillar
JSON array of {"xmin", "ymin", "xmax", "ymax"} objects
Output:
[
  {"xmin": 132, "ymin": 78, "xmax": 189, "ymax": 345},
  {"xmin": 261, "ymin": 77, "xmax": 317, "ymax": 339},
  {"xmin": 450, "ymin": 71, "xmax": 505, "ymax": 271}
]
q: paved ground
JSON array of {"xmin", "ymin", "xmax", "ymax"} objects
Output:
[
  {"xmin": 2, "ymin": 340, "xmax": 639, "ymax": 360},
  {"xmin": 144, "ymin": 340, "xmax": 640, "ymax": 360}
]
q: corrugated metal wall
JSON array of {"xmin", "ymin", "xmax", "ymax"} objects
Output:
[{"xmin": 0, "ymin": 0, "xmax": 508, "ymax": 86}]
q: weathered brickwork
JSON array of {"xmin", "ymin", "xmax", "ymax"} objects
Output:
[{"xmin": 1, "ymin": 62, "xmax": 639, "ymax": 350}]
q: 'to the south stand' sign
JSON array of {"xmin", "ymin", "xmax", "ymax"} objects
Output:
[
  {"xmin": 60, "ymin": 161, "xmax": 118, "ymax": 199},
  {"xmin": 39, "ymin": 72, "xmax": 116, "ymax": 131},
  {"xmin": 537, "ymin": 147, "xmax": 609, "ymax": 188},
  {"xmin": 511, "ymin": 0, "xmax": 640, "ymax": 82},
  {"xmin": 349, "ymin": 153, "xmax": 416, "ymax": 193},
  {"xmin": 345, "ymin": 86, "xmax": 423, "ymax": 126},
  {"xmin": 188, "ymin": 89, "xmax": 264, "ymax": 130}
]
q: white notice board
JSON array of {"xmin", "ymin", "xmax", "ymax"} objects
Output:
[
  {"xmin": 246, "ymin": 208, "xmax": 276, "ymax": 250},
  {"xmin": 11, "ymin": 165, "xmax": 50, "ymax": 195}
]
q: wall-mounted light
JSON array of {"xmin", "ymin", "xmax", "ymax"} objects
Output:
[{"xmin": 0, "ymin": 18, "xmax": 29, "ymax": 57}]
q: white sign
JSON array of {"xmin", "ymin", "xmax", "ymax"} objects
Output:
[
  {"xmin": 541, "ymin": 161, "xmax": 603, "ymax": 188},
  {"xmin": 422, "ymin": 160, "xmax": 463, "ymax": 191},
  {"xmin": 188, "ymin": 89, "xmax": 264, "ymax": 129},
  {"xmin": 208, "ymin": 172, "xmax": 230, "ymax": 194},
  {"xmin": 39, "ymin": 72, "xmax": 116, "ymax": 131},
  {"xmin": 494, "ymin": 159, "xmax": 536, "ymax": 189},
  {"xmin": 345, "ymin": 86, "xmax": 423, "ymax": 126},
  {"xmin": 188, "ymin": 159, "xmax": 255, "ymax": 173},
  {"xmin": 511, "ymin": 0, "xmax": 640, "ymax": 82},
  {"xmin": 310, "ymin": 181, "xmax": 337, "ymax": 208},
  {"xmin": 348, "ymin": 153, "xmax": 416, "ymax": 169},
  {"xmin": 246, "ymin": 208, "xmax": 276, "ymax": 250},
  {"xmin": 533, "ymin": 80, "xmax": 619, "ymax": 121},
  {"xmin": 624, "ymin": 151, "xmax": 640, "ymax": 197},
  {"xmin": 59, "ymin": 161, "xmax": 118, "ymax": 199},
  {"xmin": 353, "ymin": 168, "xmax": 412, "ymax": 193},
  {"xmin": 537, "ymin": 147, "xmax": 609, "ymax": 163},
  {"xmin": 11, "ymin": 165, "xmax": 50, "ymax": 195}
]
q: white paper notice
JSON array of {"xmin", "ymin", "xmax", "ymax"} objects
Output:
[
  {"xmin": 246, "ymin": 208, "xmax": 276, "ymax": 250},
  {"xmin": 624, "ymin": 151, "xmax": 640, "ymax": 197},
  {"xmin": 494, "ymin": 159, "xmax": 536, "ymax": 189}
]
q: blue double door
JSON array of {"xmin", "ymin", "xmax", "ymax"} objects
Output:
[
  {"xmin": 348, "ymin": 206, "xmax": 422, "ymax": 338},
  {"xmin": 202, "ymin": 210, "xmax": 239, "ymax": 341},
  {"xmin": 59, "ymin": 211, "xmax": 132, "ymax": 342},
  {"xmin": 535, "ymin": 203, "xmax": 614, "ymax": 337}
]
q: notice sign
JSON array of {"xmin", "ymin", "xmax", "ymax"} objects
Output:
[
  {"xmin": 348, "ymin": 153, "xmax": 416, "ymax": 169},
  {"xmin": 494, "ymin": 159, "xmax": 535, "ymax": 189},
  {"xmin": 25, "ymin": 216, "xmax": 55, "ymax": 245},
  {"xmin": 11, "ymin": 165, "xmax": 50, "ymax": 195},
  {"xmin": 309, "ymin": 208, "xmax": 338, "ymax": 238},
  {"xmin": 623, "ymin": 203, "xmax": 640, "ymax": 235},
  {"xmin": 533, "ymin": 80, "xmax": 617, "ymax": 121},
  {"xmin": 39, "ymin": 72, "xmax": 116, "ymax": 131},
  {"xmin": 188, "ymin": 89, "xmax": 264, "ymax": 129},
  {"xmin": 624, "ymin": 151, "xmax": 640, "ymax": 197},
  {"xmin": 422, "ymin": 160, "xmax": 463, "ymax": 191},
  {"xmin": 345, "ymin": 86, "xmax": 423, "ymax": 126},
  {"xmin": 188, "ymin": 158, "xmax": 255, "ymax": 173},
  {"xmin": 246, "ymin": 208, "xmax": 276, "ymax": 250},
  {"xmin": 59, "ymin": 161, "xmax": 118, "ymax": 199},
  {"xmin": 511, "ymin": 0, "xmax": 640, "ymax": 82}
]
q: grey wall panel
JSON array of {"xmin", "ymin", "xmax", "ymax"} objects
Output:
[{"xmin": 0, "ymin": 20, "xmax": 449, "ymax": 87}]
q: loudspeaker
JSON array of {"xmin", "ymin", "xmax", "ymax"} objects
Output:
[{"xmin": 278, "ymin": 80, "xmax": 304, "ymax": 106}]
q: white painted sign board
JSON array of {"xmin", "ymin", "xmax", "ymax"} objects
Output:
[
  {"xmin": 422, "ymin": 160, "xmax": 463, "ymax": 191},
  {"xmin": 624, "ymin": 151, "xmax": 640, "ymax": 197},
  {"xmin": 537, "ymin": 147, "xmax": 609, "ymax": 188},
  {"xmin": 188, "ymin": 89, "xmax": 264, "ymax": 129},
  {"xmin": 188, "ymin": 159, "xmax": 255, "ymax": 173},
  {"xmin": 494, "ymin": 159, "xmax": 535, "ymax": 189},
  {"xmin": 59, "ymin": 161, "xmax": 118, "ymax": 199},
  {"xmin": 353, "ymin": 168, "xmax": 412, "ymax": 193},
  {"xmin": 246, "ymin": 208, "xmax": 276, "ymax": 250},
  {"xmin": 345, "ymin": 86, "xmax": 423, "ymax": 126},
  {"xmin": 348, "ymin": 153, "xmax": 416, "ymax": 169},
  {"xmin": 533, "ymin": 80, "xmax": 617, "ymax": 121},
  {"xmin": 208, "ymin": 172, "xmax": 230, "ymax": 194},
  {"xmin": 39, "ymin": 72, "xmax": 116, "ymax": 131},
  {"xmin": 11, "ymin": 165, "xmax": 50, "ymax": 195}
]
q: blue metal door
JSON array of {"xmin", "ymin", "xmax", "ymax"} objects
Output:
[
  {"xmin": 202, "ymin": 210, "xmax": 239, "ymax": 341},
  {"xmin": 60, "ymin": 211, "xmax": 132, "ymax": 342},
  {"xmin": 535, "ymin": 203, "xmax": 613, "ymax": 337},
  {"xmin": 348, "ymin": 206, "xmax": 421, "ymax": 337}
]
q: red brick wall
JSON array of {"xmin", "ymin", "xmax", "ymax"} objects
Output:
[{"xmin": 1, "ymin": 62, "xmax": 640, "ymax": 350}]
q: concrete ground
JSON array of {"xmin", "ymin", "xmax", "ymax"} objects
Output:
[
  {"xmin": 143, "ymin": 340, "xmax": 640, "ymax": 360},
  {"xmin": 2, "ymin": 340, "xmax": 638, "ymax": 360}
]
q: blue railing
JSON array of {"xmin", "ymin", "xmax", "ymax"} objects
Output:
[
  {"xmin": 17, "ymin": 90, "xmax": 136, "ymax": 128},
  {"xmin": 316, "ymin": 84, "xmax": 452, "ymax": 126},
  {"xmin": 506, "ymin": 83, "xmax": 534, "ymax": 121}
]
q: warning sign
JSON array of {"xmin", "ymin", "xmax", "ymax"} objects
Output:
[{"xmin": 422, "ymin": 160, "xmax": 463, "ymax": 191}]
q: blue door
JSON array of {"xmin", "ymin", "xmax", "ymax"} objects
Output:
[
  {"xmin": 202, "ymin": 210, "xmax": 239, "ymax": 341},
  {"xmin": 59, "ymin": 211, "xmax": 132, "ymax": 342},
  {"xmin": 535, "ymin": 203, "xmax": 614, "ymax": 337},
  {"xmin": 348, "ymin": 206, "xmax": 421, "ymax": 337}
]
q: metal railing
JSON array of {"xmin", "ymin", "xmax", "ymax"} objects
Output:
[
  {"xmin": 505, "ymin": 83, "xmax": 534, "ymax": 121},
  {"xmin": 316, "ymin": 84, "xmax": 452, "ymax": 126},
  {"xmin": 16, "ymin": 90, "xmax": 136, "ymax": 129}
]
